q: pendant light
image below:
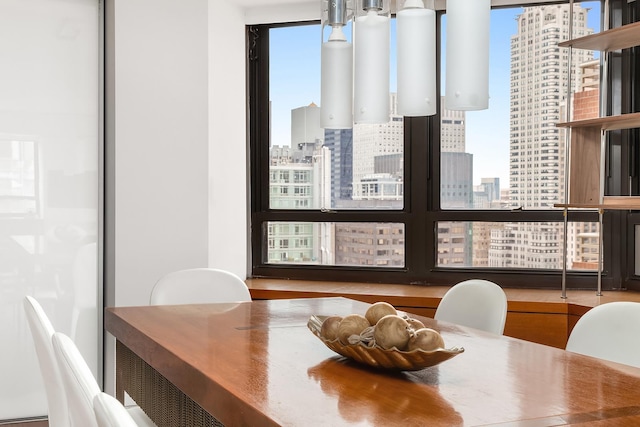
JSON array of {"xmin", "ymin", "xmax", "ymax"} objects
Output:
[
  {"xmin": 397, "ymin": 0, "xmax": 436, "ymax": 116},
  {"xmin": 445, "ymin": 0, "xmax": 490, "ymax": 111},
  {"xmin": 321, "ymin": 0, "xmax": 353, "ymax": 129},
  {"xmin": 354, "ymin": 0, "xmax": 390, "ymax": 124}
]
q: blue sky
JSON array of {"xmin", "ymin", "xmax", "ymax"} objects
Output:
[{"xmin": 269, "ymin": 2, "xmax": 601, "ymax": 186}]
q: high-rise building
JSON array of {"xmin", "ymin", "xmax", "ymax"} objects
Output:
[
  {"xmin": 291, "ymin": 103, "xmax": 323, "ymax": 148},
  {"xmin": 490, "ymin": 4, "xmax": 594, "ymax": 269},
  {"xmin": 509, "ymin": 4, "xmax": 593, "ymax": 210},
  {"xmin": 334, "ymin": 222, "xmax": 404, "ymax": 267},
  {"xmin": 268, "ymin": 103, "xmax": 325, "ymax": 264},
  {"xmin": 572, "ymin": 60, "xmax": 600, "ymax": 121},
  {"xmin": 441, "ymin": 152, "xmax": 474, "ymax": 209},
  {"xmin": 323, "ymin": 128, "xmax": 353, "ymax": 207}
]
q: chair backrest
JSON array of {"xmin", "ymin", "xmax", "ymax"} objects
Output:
[
  {"xmin": 52, "ymin": 332, "xmax": 101, "ymax": 427},
  {"xmin": 434, "ymin": 279, "xmax": 508, "ymax": 335},
  {"xmin": 149, "ymin": 268, "xmax": 251, "ymax": 305},
  {"xmin": 93, "ymin": 392, "xmax": 139, "ymax": 427},
  {"xmin": 566, "ymin": 301, "xmax": 640, "ymax": 368},
  {"xmin": 23, "ymin": 296, "xmax": 70, "ymax": 427}
]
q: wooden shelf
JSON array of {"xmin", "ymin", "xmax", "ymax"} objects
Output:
[
  {"xmin": 603, "ymin": 196, "xmax": 640, "ymax": 209},
  {"xmin": 554, "ymin": 203, "xmax": 602, "ymax": 209},
  {"xmin": 558, "ymin": 21, "xmax": 640, "ymax": 51},
  {"xmin": 556, "ymin": 112, "xmax": 640, "ymax": 131},
  {"xmin": 555, "ymin": 197, "xmax": 640, "ymax": 210}
]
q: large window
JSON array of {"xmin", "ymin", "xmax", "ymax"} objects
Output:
[{"xmin": 249, "ymin": 0, "xmax": 640, "ymax": 290}]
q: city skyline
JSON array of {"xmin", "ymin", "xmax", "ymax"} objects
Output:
[
  {"xmin": 268, "ymin": 3, "xmax": 600, "ymax": 186},
  {"xmin": 267, "ymin": 3, "xmax": 601, "ymax": 270}
]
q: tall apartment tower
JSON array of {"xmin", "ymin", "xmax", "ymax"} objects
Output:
[
  {"xmin": 491, "ymin": 4, "xmax": 594, "ymax": 269},
  {"xmin": 509, "ymin": 4, "xmax": 593, "ymax": 209}
]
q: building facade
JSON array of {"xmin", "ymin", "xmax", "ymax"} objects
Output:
[{"xmin": 491, "ymin": 3, "xmax": 595, "ymax": 269}]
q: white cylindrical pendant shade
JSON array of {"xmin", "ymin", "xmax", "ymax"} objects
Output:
[
  {"xmin": 354, "ymin": 11, "xmax": 390, "ymax": 124},
  {"xmin": 397, "ymin": 5, "xmax": 436, "ymax": 116},
  {"xmin": 445, "ymin": 0, "xmax": 490, "ymax": 111},
  {"xmin": 321, "ymin": 39, "xmax": 353, "ymax": 129}
]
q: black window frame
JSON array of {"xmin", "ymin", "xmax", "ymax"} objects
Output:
[{"xmin": 248, "ymin": 0, "xmax": 640, "ymax": 290}]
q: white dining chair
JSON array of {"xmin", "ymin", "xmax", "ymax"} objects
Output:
[
  {"xmin": 52, "ymin": 332, "xmax": 156, "ymax": 427},
  {"xmin": 434, "ymin": 279, "xmax": 508, "ymax": 335},
  {"xmin": 23, "ymin": 296, "xmax": 70, "ymax": 427},
  {"xmin": 566, "ymin": 301, "xmax": 640, "ymax": 368},
  {"xmin": 149, "ymin": 268, "xmax": 251, "ymax": 305},
  {"xmin": 93, "ymin": 392, "xmax": 140, "ymax": 427}
]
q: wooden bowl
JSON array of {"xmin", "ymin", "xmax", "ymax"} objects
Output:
[{"xmin": 307, "ymin": 315, "xmax": 464, "ymax": 371}]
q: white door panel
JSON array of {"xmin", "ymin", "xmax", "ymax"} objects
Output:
[{"xmin": 0, "ymin": 0, "xmax": 101, "ymax": 420}]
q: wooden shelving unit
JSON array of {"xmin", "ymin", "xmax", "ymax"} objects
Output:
[
  {"xmin": 556, "ymin": 16, "xmax": 640, "ymax": 296},
  {"xmin": 556, "ymin": 22, "xmax": 640, "ymax": 210},
  {"xmin": 553, "ymin": 113, "xmax": 640, "ymax": 209}
]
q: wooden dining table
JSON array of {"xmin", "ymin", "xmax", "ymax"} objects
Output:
[{"xmin": 105, "ymin": 297, "xmax": 640, "ymax": 426}]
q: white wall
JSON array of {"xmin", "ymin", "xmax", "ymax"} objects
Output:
[
  {"xmin": 104, "ymin": 0, "xmax": 211, "ymax": 393},
  {"xmin": 109, "ymin": 0, "xmax": 210, "ymax": 308},
  {"xmin": 244, "ymin": 1, "xmax": 317, "ymax": 24},
  {"xmin": 209, "ymin": 0, "xmax": 249, "ymax": 277}
]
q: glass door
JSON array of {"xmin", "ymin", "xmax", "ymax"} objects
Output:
[{"xmin": 0, "ymin": 0, "xmax": 101, "ymax": 420}]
